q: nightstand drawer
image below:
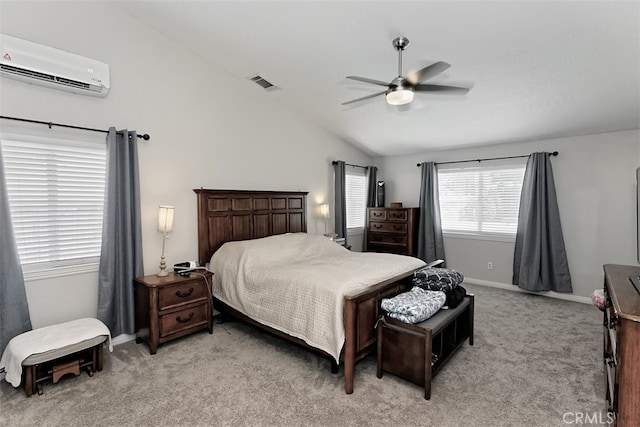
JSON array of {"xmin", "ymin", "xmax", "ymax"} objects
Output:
[
  {"xmin": 160, "ymin": 303, "xmax": 209, "ymax": 337},
  {"xmin": 158, "ymin": 281, "xmax": 208, "ymax": 310},
  {"xmin": 369, "ymin": 221, "xmax": 407, "ymax": 233}
]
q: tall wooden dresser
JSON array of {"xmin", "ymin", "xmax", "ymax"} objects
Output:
[
  {"xmin": 602, "ymin": 264, "xmax": 640, "ymax": 426},
  {"xmin": 366, "ymin": 207, "xmax": 419, "ymax": 256}
]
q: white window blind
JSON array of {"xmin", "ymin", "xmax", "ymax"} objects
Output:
[
  {"xmin": 1, "ymin": 136, "xmax": 106, "ymax": 272},
  {"xmin": 345, "ymin": 168, "xmax": 366, "ymax": 230},
  {"xmin": 438, "ymin": 162, "xmax": 526, "ymax": 238}
]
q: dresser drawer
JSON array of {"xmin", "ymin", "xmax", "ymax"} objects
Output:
[
  {"xmin": 368, "ymin": 243, "xmax": 410, "ymax": 255},
  {"xmin": 369, "ymin": 221, "xmax": 407, "ymax": 233},
  {"xmin": 387, "ymin": 210, "xmax": 408, "ymax": 221},
  {"xmin": 160, "ymin": 303, "xmax": 209, "ymax": 337},
  {"xmin": 158, "ymin": 281, "xmax": 208, "ymax": 310},
  {"xmin": 368, "ymin": 209, "xmax": 387, "ymax": 221},
  {"xmin": 369, "ymin": 232, "xmax": 408, "ymax": 245}
]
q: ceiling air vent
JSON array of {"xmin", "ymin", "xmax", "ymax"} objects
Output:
[{"xmin": 249, "ymin": 75, "xmax": 275, "ymax": 90}]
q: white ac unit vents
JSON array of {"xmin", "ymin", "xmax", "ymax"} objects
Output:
[{"xmin": 0, "ymin": 34, "xmax": 110, "ymax": 97}]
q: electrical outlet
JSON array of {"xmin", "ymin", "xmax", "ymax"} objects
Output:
[{"xmin": 487, "ymin": 262, "xmax": 493, "ymax": 270}]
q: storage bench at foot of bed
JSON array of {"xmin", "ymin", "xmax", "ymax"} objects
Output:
[{"xmin": 376, "ymin": 294, "xmax": 474, "ymax": 400}]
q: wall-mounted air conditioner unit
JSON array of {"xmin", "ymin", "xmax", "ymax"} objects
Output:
[{"xmin": 0, "ymin": 34, "xmax": 110, "ymax": 97}]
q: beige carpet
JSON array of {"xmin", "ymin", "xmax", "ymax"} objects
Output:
[{"xmin": 0, "ymin": 283, "xmax": 605, "ymax": 427}]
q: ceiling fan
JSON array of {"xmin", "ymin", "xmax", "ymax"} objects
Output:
[{"xmin": 342, "ymin": 36, "xmax": 469, "ymax": 106}]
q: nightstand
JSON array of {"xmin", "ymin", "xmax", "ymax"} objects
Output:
[
  {"xmin": 134, "ymin": 271, "xmax": 213, "ymax": 354},
  {"xmin": 334, "ymin": 237, "xmax": 351, "ymax": 250}
]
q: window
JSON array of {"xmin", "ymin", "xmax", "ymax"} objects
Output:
[
  {"xmin": 345, "ymin": 167, "xmax": 366, "ymax": 232},
  {"xmin": 1, "ymin": 134, "xmax": 106, "ymax": 276},
  {"xmin": 437, "ymin": 161, "xmax": 526, "ymax": 239}
]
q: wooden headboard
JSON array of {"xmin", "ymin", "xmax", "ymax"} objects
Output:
[{"xmin": 194, "ymin": 189, "xmax": 308, "ymax": 266}]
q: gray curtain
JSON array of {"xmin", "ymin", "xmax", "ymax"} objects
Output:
[
  {"xmin": 333, "ymin": 161, "xmax": 347, "ymax": 240},
  {"xmin": 0, "ymin": 148, "xmax": 32, "ymax": 356},
  {"xmin": 513, "ymin": 152, "xmax": 572, "ymax": 292},
  {"xmin": 364, "ymin": 166, "xmax": 378, "ymax": 250},
  {"xmin": 417, "ymin": 162, "xmax": 446, "ymax": 265},
  {"xmin": 97, "ymin": 128, "xmax": 144, "ymax": 337}
]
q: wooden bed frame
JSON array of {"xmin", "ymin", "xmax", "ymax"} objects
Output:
[{"xmin": 194, "ymin": 189, "xmax": 416, "ymax": 394}]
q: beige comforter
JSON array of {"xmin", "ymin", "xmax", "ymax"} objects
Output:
[{"xmin": 211, "ymin": 233, "xmax": 426, "ymax": 361}]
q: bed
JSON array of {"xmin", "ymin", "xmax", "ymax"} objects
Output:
[{"xmin": 194, "ymin": 189, "xmax": 426, "ymax": 394}]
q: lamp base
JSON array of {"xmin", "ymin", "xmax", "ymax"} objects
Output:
[{"xmin": 158, "ymin": 253, "xmax": 168, "ymax": 277}]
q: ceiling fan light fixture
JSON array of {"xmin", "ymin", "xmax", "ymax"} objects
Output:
[{"xmin": 386, "ymin": 86, "xmax": 414, "ymax": 105}]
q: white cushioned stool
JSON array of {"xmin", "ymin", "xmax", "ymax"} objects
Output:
[{"xmin": 0, "ymin": 318, "xmax": 112, "ymax": 397}]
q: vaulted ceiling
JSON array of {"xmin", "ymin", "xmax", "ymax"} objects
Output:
[{"xmin": 116, "ymin": 1, "xmax": 640, "ymax": 157}]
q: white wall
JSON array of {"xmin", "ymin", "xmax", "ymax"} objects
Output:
[
  {"xmin": 375, "ymin": 130, "xmax": 640, "ymax": 299},
  {"xmin": 0, "ymin": 1, "xmax": 371, "ymax": 329}
]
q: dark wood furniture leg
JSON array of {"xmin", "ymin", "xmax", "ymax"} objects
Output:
[
  {"xmin": 23, "ymin": 366, "xmax": 35, "ymax": 397},
  {"xmin": 343, "ymin": 299, "xmax": 356, "ymax": 394}
]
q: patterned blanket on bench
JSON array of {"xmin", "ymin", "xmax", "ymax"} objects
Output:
[{"xmin": 381, "ymin": 287, "xmax": 446, "ymax": 323}]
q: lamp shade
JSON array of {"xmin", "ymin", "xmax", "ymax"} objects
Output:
[
  {"xmin": 158, "ymin": 205, "xmax": 175, "ymax": 233},
  {"xmin": 319, "ymin": 203, "xmax": 330, "ymax": 219}
]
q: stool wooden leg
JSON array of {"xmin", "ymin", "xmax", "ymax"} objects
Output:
[
  {"xmin": 97, "ymin": 343, "xmax": 104, "ymax": 372},
  {"xmin": 23, "ymin": 366, "xmax": 35, "ymax": 397}
]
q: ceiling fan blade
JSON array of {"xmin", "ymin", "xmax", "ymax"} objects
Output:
[
  {"xmin": 341, "ymin": 91, "xmax": 387, "ymax": 105},
  {"xmin": 346, "ymin": 76, "xmax": 390, "ymax": 87},
  {"xmin": 405, "ymin": 61, "xmax": 451, "ymax": 85},
  {"xmin": 414, "ymin": 84, "xmax": 470, "ymax": 94}
]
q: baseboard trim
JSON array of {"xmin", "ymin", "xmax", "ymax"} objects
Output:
[
  {"xmin": 111, "ymin": 334, "xmax": 136, "ymax": 346},
  {"xmin": 464, "ymin": 277, "xmax": 592, "ymax": 305}
]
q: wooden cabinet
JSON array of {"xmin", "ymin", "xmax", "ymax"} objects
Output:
[
  {"xmin": 603, "ymin": 264, "xmax": 640, "ymax": 426},
  {"xmin": 366, "ymin": 207, "xmax": 419, "ymax": 256},
  {"xmin": 134, "ymin": 271, "xmax": 213, "ymax": 354}
]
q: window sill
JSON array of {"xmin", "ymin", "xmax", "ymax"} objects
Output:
[{"xmin": 443, "ymin": 232, "xmax": 516, "ymax": 243}]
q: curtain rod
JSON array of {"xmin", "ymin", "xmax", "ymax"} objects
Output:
[
  {"xmin": 0, "ymin": 115, "xmax": 151, "ymax": 140},
  {"xmin": 332, "ymin": 160, "xmax": 367, "ymax": 169},
  {"xmin": 416, "ymin": 151, "xmax": 558, "ymax": 167}
]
